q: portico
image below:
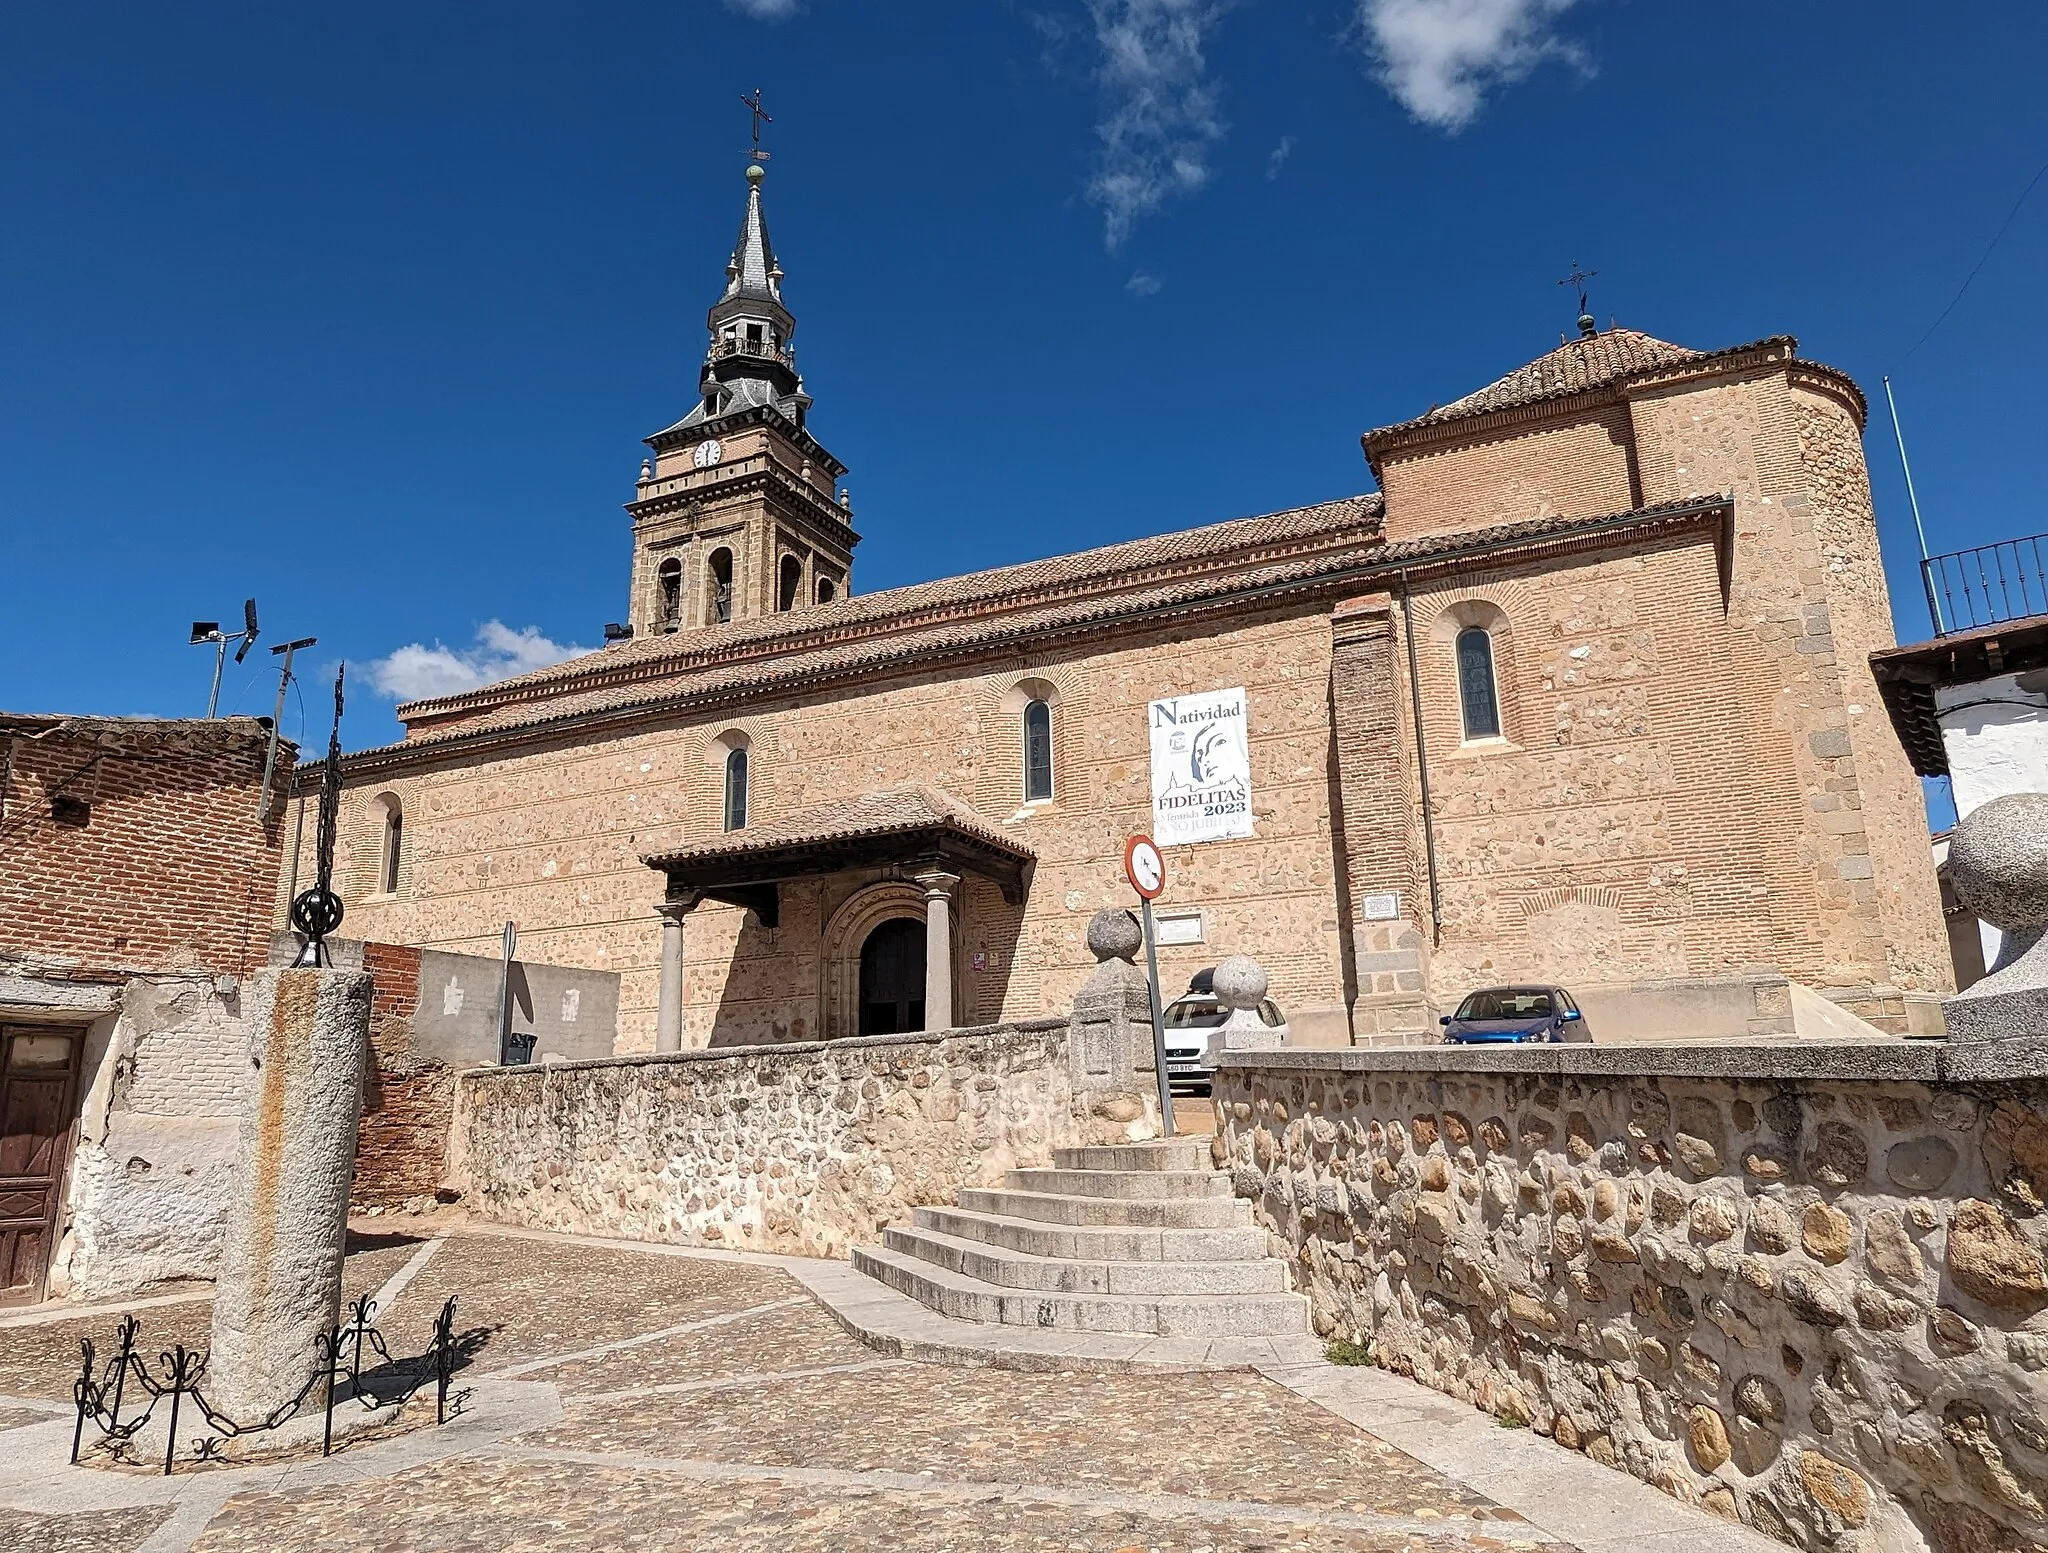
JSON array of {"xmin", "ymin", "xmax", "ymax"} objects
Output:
[{"xmin": 643, "ymin": 784, "xmax": 1033, "ymax": 1049}]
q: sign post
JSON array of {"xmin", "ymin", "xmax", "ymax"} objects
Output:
[{"xmin": 1123, "ymin": 835, "xmax": 1175, "ymax": 1138}]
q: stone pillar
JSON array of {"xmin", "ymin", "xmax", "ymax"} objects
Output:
[
  {"xmin": 1214, "ymin": 954, "xmax": 1284, "ymax": 1054},
  {"xmin": 1066, "ymin": 908, "xmax": 1161, "ymax": 1142},
  {"xmin": 654, "ymin": 896, "xmax": 700, "ymax": 1055},
  {"xmin": 915, "ymin": 871, "xmax": 961, "ymax": 1031},
  {"xmin": 206, "ymin": 967, "xmax": 370, "ymax": 1422},
  {"xmin": 1943, "ymin": 793, "xmax": 2048, "ymax": 1041}
]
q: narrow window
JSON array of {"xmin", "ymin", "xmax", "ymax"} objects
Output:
[
  {"xmin": 657, "ymin": 558, "xmax": 682, "ymax": 631},
  {"xmin": 779, "ymin": 554, "xmax": 802, "ymax": 612},
  {"xmin": 723, "ymin": 745, "xmax": 748, "ymax": 831},
  {"xmin": 381, "ymin": 803, "xmax": 403, "ymax": 894},
  {"xmin": 708, "ymin": 548, "xmax": 734, "ymax": 625},
  {"xmin": 1456, "ymin": 626, "xmax": 1502, "ymax": 740},
  {"xmin": 1023, "ymin": 698, "xmax": 1054, "ymax": 802},
  {"xmin": 815, "ymin": 576, "xmax": 837, "ymax": 604}
]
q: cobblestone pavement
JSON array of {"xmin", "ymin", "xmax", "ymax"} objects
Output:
[
  {"xmin": 0, "ymin": 1229, "xmax": 1576, "ymax": 1553},
  {"xmin": 0, "ymin": 1232, "xmax": 429, "ymax": 1405}
]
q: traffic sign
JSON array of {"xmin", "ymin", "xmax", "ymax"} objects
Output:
[{"xmin": 1124, "ymin": 835, "xmax": 1166, "ymax": 900}]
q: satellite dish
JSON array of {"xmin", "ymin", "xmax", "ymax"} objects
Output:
[{"xmin": 235, "ymin": 598, "xmax": 260, "ymax": 663}]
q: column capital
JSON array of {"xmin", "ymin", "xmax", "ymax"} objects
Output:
[
  {"xmin": 655, "ymin": 890, "xmax": 705, "ymax": 923},
  {"xmin": 911, "ymin": 869, "xmax": 963, "ymax": 897}
]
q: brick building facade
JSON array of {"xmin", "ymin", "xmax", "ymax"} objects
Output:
[{"xmin": 311, "ymin": 165, "xmax": 1950, "ymax": 1051}]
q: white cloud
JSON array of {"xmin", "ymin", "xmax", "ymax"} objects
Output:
[
  {"xmin": 1085, "ymin": 0, "xmax": 1230, "ymax": 250},
  {"xmin": 1125, "ymin": 271, "xmax": 1163, "ymax": 296},
  {"xmin": 1265, "ymin": 134, "xmax": 1295, "ymax": 179},
  {"xmin": 365, "ymin": 621, "xmax": 593, "ymax": 703},
  {"xmin": 725, "ymin": 0, "xmax": 801, "ymax": 17},
  {"xmin": 1359, "ymin": 0, "xmax": 1585, "ymax": 131}
]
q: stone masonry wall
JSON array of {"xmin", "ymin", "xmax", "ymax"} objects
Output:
[
  {"xmin": 1217, "ymin": 1044, "xmax": 2048, "ymax": 1553},
  {"xmin": 333, "ymin": 602, "xmax": 1352, "ymax": 1051},
  {"xmin": 56, "ymin": 976, "xmax": 250, "ymax": 1300},
  {"xmin": 456, "ymin": 1019, "xmax": 1143, "ymax": 1258}
]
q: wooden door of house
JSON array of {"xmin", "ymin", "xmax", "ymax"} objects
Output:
[
  {"xmin": 0, "ymin": 1025, "xmax": 81, "ymax": 1307},
  {"xmin": 859, "ymin": 918, "xmax": 926, "ymax": 1035}
]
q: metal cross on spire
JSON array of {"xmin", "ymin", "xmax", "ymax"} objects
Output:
[
  {"xmin": 741, "ymin": 89, "xmax": 772, "ymax": 162},
  {"xmin": 1558, "ymin": 261, "xmax": 1599, "ymax": 339}
]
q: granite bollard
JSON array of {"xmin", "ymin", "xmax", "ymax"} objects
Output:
[
  {"xmin": 1944, "ymin": 791, "xmax": 2048, "ymax": 1041},
  {"xmin": 205, "ymin": 967, "xmax": 370, "ymax": 1421},
  {"xmin": 1213, "ymin": 954, "xmax": 1283, "ymax": 1053}
]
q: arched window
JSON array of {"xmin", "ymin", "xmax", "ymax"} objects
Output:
[
  {"xmin": 1456, "ymin": 626, "xmax": 1502, "ymax": 740},
  {"xmin": 1022, "ymin": 698, "xmax": 1053, "ymax": 802},
  {"xmin": 723, "ymin": 745, "xmax": 748, "ymax": 831},
  {"xmin": 374, "ymin": 795, "xmax": 403, "ymax": 895},
  {"xmin": 656, "ymin": 558, "xmax": 682, "ymax": 632},
  {"xmin": 779, "ymin": 554, "xmax": 803, "ymax": 612},
  {"xmin": 708, "ymin": 548, "xmax": 734, "ymax": 625},
  {"xmin": 815, "ymin": 576, "xmax": 837, "ymax": 604}
]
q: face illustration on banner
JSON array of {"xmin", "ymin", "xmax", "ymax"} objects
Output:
[{"xmin": 1148, "ymin": 687, "xmax": 1255, "ymax": 847}]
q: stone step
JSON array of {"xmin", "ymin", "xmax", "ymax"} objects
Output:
[
  {"xmin": 1052, "ymin": 1140, "xmax": 1214, "ymax": 1173},
  {"xmin": 911, "ymin": 1205, "xmax": 1270, "ymax": 1264},
  {"xmin": 955, "ymin": 1186, "xmax": 1253, "ymax": 1230},
  {"xmin": 881, "ymin": 1224, "xmax": 1287, "ymax": 1297},
  {"xmin": 1005, "ymin": 1167, "xmax": 1231, "ymax": 1201},
  {"xmin": 851, "ymin": 1244, "xmax": 1310, "ymax": 1337}
]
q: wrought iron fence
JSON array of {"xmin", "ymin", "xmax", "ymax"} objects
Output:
[
  {"xmin": 70, "ymin": 1295, "xmax": 463, "ymax": 1475},
  {"xmin": 1923, "ymin": 534, "xmax": 2048, "ymax": 635}
]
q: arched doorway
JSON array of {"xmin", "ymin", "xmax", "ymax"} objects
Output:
[{"xmin": 859, "ymin": 918, "xmax": 925, "ymax": 1034}]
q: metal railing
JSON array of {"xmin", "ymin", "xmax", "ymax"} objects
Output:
[
  {"xmin": 1923, "ymin": 533, "xmax": 2048, "ymax": 635},
  {"xmin": 710, "ymin": 335, "xmax": 793, "ymax": 367}
]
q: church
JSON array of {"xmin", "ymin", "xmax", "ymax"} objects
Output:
[{"xmin": 305, "ymin": 155, "xmax": 1953, "ymax": 1051}]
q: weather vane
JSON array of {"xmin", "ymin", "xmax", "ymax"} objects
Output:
[
  {"xmin": 289, "ymin": 666, "xmax": 348, "ymax": 968},
  {"xmin": 1558, "ymin": 261, "xmax": 1599, "ymax": 338},
  {"xmin": 741, "ymin": 89, "xmax": 772, "ymax": 163}
]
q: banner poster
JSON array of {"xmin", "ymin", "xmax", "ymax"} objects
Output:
[{"xmin": 1148, "ymin": 687, "xmax": 1255, "ymax": 846}]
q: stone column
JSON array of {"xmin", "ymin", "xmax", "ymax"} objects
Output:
[
  {"xmin": 1066, "ymin": 908, "xmax": 1161, "ymax": 1142},
  {"xmin": 915, "ymin": 870, "xmax": 961, "ymax": 1031},
  {"xmin": 206, "ymin": 967, "xmax": 370, "ymax": 1422},
  {"xmin": 654, "ymin": 894, "xmax": 701, "ymax": 1054}
]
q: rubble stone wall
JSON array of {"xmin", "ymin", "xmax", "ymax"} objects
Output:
[
  {"xmin": 456, "ymin": 1018, "xmax": 1141, "ymax": 1258},
  {"xmin": 1217, "ymin": 1043, "xmax": 2048, "ymax": 1553}
]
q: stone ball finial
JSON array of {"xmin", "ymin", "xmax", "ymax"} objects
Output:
[
  {"xmin": 1086, "ymin": 908, "xmax": 1142, "ymax": 964},
  {"xmin": 1948, "ymin": 793, "xmax": 2048, "ymax": 934},
  {"xmin": 1212, "ymin": 954, "xmax": 1269, "ymax": 1012}
]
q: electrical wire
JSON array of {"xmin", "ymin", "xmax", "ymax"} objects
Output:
[{"xmin": 1901, "ymin": 154, "xmax": 2048, "ymax": 364}]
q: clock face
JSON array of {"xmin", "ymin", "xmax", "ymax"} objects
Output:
[
  {"xmin": 693, "ymin": 438, "xmax": 723, "ymax": 469},
  {"xmin": 1124, "ymin": 835, "xmax": 1166, "ymax": 899}
]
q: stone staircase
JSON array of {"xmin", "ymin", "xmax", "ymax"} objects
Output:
[{"xmin": 852, "ymin": 1138, "xmax": 1309, "ymax": 1338}]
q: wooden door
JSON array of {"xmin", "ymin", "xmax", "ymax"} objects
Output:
[
  {"xmin": 859, "ymin": 918, "xmax": 926, "ymax": 1035},
  {"xmin": 0, "ymin": 1026, "xmax": 81, "ymax": 1307}
]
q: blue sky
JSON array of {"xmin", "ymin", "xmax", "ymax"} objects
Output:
[{"xmin": 1, "ymin": 0, "xmax": 2044, "ymax": 769}]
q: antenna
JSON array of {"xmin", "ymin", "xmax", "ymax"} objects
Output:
[
  {"xmin": 1882, "ymin": 376, "xmax": 1944, "ymax": 634},
  {"xmin": 257, "ymin": 635, "xmax": 318, "ymax": 819},
  {"xmin": 189, "ymin": 596, "xmax": 262, "ymax": 717}
]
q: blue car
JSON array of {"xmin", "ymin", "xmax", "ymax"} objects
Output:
[{"xmin": 1441, "ymin": 986, "xmax": 1591, "ymax": 1044}]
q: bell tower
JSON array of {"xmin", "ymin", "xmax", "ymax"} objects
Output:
[{"xmin": 627, "ymin": 151, "xmax": 857, "ymax": 635}]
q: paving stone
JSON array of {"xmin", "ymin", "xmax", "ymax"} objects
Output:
[{"xmin": 0, "ymin": 1505, "xmax": 171, "ymax": 1553}]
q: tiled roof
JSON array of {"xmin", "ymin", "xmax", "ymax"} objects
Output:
[
  {"xmin": 395, "ymin": 496, "xmax": 1385, "ymax": 724},
  {"xmin": 644, "ymin": 784, "xmax": 1033, "ymax": 869},
  {"xmin": 1363, "ymin": 331, "xmax": 1827, "ymax": 447},
  {"xmin": 1429, "ymin": 328, "xmax": 1703, "ymax": 421},
  {"xmin": 0, "ymin": 713, "xmax": 283, "ymax": 753},
  {"xmin": 340, "ymin": 493, "xmax": 1729, "ymax": 775}
]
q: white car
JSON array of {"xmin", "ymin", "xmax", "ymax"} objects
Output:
[{"xmin": 1161, "ymin": 969, "xmax": 1289, "ymax": 1092}]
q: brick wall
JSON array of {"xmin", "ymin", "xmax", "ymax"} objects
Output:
[
  {"xmin": 1377, "ymin": 403, "xmax": 1640, "ymax": 542},
  {"xmin": 0, "ymin": 719, "xmax": 285, "ymax": 979},
  {"xmin": 349, "ymin": 941, "xmax": 455, "ymax": 1209}
]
